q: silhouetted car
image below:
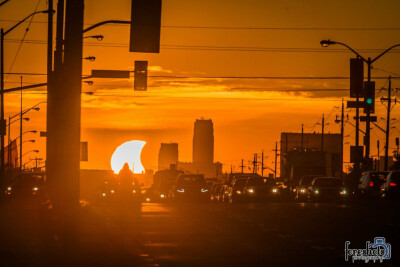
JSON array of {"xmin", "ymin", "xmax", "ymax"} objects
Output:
[
  {"xmin": 219, "ymin": 184, "xmax": 230, "ymax": 202},
  {"xmin": 380, "ymin": 171, "xmax": 400, "ymax": 200},
  {"xmin": 306, "ymin": 177, "xmax": 349, "ymax": 202},
  {"xmin": 227, "ymin": 178, "xmax": 248, "ymax": 203},
  {"xmin": 358, "ymin": 171, "xmax": 389, "ymax": 198},
  {"xmin": 242, "ymin": 177, "xmax": 280, "ymax": 202},
  {"xmin": 172, "ymin": 174, "xmax": 210, "ymax": 202},
  {"xmin": 4, "ymin": 172, "xmax": 46, "ymax": 200},
  {"xmin": 210, "ymin": 183, "xmax": 223, "ymax": 202},
  {"xmin": 294, "ymin": 175, "xmax": 322, "ymax": 202},
  {"xmin": 96, "ymin": 179, "xmax": 119, "ymax": 202}
]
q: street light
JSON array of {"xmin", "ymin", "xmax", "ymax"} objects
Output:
[
  {"xmin": 1, "ymin": 9, "xmax": 54, "ymax": 181},
  {"xmin": 83, "ymin": 56, "xmax": 96, "ymax": 62},
  {"xmin": 18, "ymin": 149, "xmax": 39, "ymax": 170},
  {"xmin": 83, "ymin": 35, "xmax": 104, "ymax": 41},
  {"xmin": 8, "ymin": 101, "xmax": 43, "ymax": 171},
  {"xmin": 320, "ymin": 39, "xmax": 400, "ymax": 169}
]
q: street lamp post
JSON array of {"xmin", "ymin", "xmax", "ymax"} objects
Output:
[
  {"xmin": 18, "ymin": 149, "xmax": 39, "ymax": 170},
  {"xmin": 320, "ymin": 40, "xmax": 400, "ymax": 170},
  {"xmin": 7, "ymin": 102, "xmax": 42, "ymax": 169},
  {"xmin": 1, "ymin": 9, "xmax": 53, "ymax": 183}
]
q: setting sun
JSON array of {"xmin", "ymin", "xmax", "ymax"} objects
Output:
[{"xmin": 110, "ymin": 140, "xmax": 146, "ymax": 174}]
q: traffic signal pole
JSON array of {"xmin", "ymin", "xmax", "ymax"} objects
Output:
[{"xmin": 364, "ymin": 58, "xmax": 372, "ymax": 167}]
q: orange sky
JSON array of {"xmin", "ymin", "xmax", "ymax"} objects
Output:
[{"xmin": 1, "ymin": 0, "xmax": 400, "ymax": 174}]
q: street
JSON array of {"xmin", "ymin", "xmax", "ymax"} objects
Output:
[{"xmin": 1, "ymin": 199, "xmax": 399, "ymax": 266}]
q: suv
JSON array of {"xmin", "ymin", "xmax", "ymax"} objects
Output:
[
  {"xmin": 380, "ymin": 171, "xmax": 400, "ymax": 199},
  {"xmin": 358, "ymin": 171, "xmax": 389, "ymax": 198}
]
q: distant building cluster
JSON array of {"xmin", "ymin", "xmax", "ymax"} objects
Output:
[{"xmin": 157, "ymin": 118, "xmax": 222, "ymax": 178}]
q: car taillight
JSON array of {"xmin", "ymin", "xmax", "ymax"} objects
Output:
[
  {"xmin": 369, "ymin": 182, "xmax": 374, "ymax": 187},
  {"xmin": 389, "ymin": 182, "xmax": 397, "ymax": 187}
]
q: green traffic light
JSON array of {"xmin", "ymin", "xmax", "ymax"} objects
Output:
[{"xmin": 366, "ymin": 98, "xmax": 373, "ymax": 104}]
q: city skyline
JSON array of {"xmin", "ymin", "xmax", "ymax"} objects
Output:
[{"xmin": 1, "ymin": 0, "xmax": 400, "ymax": 173}]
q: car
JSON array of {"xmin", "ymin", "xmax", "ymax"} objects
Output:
[
  {"xmin": 210, "ymin": 183, "xmax": 223, "ymax": 202},
  {"xmin": 306, "ymin": 177, "xmax": 349, "ymax": 202},
  {"xmin": 219, "ymin": 184, "xmax": 230, "ymax": 203},
  {"xmin": 227, "ymin": 178, "xmax": 248, "ymax": 203},
  {"xmin": 294, "ymin": 175, "xmax": 321, "ymax": 202},
  {"xmin": 358, "ymin": 171, "xmax": 389, "ymax": 198},
  {"xmin": 96, "ymin": 178, "xmax": 119, "ymax": 202},
  {"xmin": 4, "ymin": 172, "xmax": 46, "ymax": 200},
  {"xmin": 242, "ymin": 177, "xmax": 280, "ymax": 202},
  {"xmin": 380, "ymin": 171, "xmax": 400, "ymax": 200},
  {"xmin": 172, "ymin": 174, "xmax": 210, "ymax": 202}
]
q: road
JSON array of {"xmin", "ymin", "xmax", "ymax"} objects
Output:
[{"xmin": 1, "ymin": 199, "xmax": 399, "ymax": 266}]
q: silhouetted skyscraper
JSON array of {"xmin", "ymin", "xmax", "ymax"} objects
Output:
[
  {"xmin": 158, "ymin": 143, "xmax": 178, "ymax": 171},
  {"xmin": 193, "ymin": 119, "xmax": 214, "ymax": 165}
]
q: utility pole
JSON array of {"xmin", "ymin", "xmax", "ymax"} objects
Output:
[
  {"xmin": 301, "ymin": 123, "xmax": 304, "ymax": 152},
  {"xmin": 321, "ymin": 114, "xmax": 325, "ymax": 152},
  {"xmin": 341, "ymin": 100, "xmax": 344, "ymax": 179},
  {"xmin": 382, "ymin": 76, "xmax": 395, "ymax": 171},
  {"xmin": 261, "ymin": 150, "xmax": 264, "ymax": 177},
  {"xmin": 252, "ymin": 153, "xmax": 259, "ymax": 174},
  {"xmin": 335, "ymin": 100, "xmax": 346, "ymax": 180},
  {"xmin": 46, "ymin": 0, "xmax": 83, "ymax": 248},
  {"xmin": 19, "ymin": 76, "xmax": 22, "ymax": 170},
  {"xmin": 240, "ymin": 159, "xmax": 245, "ymax": 173},
  {"xmin": 273, "ymin": 142, "xmax": 280, "ymax": 179},
  {"xmin": 377, "ymin": 140, "xmax": 380, "ymax": 171}
]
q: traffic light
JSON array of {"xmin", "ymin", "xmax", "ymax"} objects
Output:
[
  {"xmin": 350, "ymin": 58, "xmax": 364, "ymax": 98},
  {"xmin": 130, "ymin": 0, "xmax": 162, "ymax": 53},
  {"xmin": 363, "ymin": 81, "xmax": 375, "ymax": 114},
  {"xmin": 134, "ymin": 61, "xmax": 148, "ymax": 91}
]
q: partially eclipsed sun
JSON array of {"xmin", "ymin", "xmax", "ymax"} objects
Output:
[{"xmin": 111, "ymin": 140, "xmax": 146, "ymax": 174}]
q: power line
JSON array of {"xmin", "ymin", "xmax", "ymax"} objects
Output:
[
  {"xmin": 4, "ymin": 39, "xmax": 400, "ymax": 54},
  {"xmin": 5, "ymin": 0, "xmax": 41, "ymax": 82},
  {"xmin": 1, "ymin": 19, "xmax": 400, "ymax": 31},
  {"xmin": 4, "ymin": 72, "xmax": 400, "ymax": 80}
]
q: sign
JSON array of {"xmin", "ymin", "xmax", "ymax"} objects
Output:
[
  {"xmin": 347, "ymin": 101, "xmax": 365, "ymax": 109},
  {"xmin": 91, "ymin": 70, "xmax": 130, "ymax": 78},
  {"xmin": 360, "ymin": 116, "xmax": 377, "ymax": 122},
  {"xmin": 80, "ymin": 142, "xmax": 88, "ymax": 161},
  {"xmin": 350, "ymin": 146, "xmax": 363, "ymax": 163}
]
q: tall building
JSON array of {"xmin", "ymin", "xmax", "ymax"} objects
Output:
[
  {"xmin": 158, "ymin": 143, "xmax": 178, "ymax": 171},
  {"xmin": 193, "ymin": 119, "xmax": 214, "ymax": 165}
]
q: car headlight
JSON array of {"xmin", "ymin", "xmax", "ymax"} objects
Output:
[
  {"xmin": 33, "ymin": 187, "xmax": 39, "ymax": 191},
  {"xmin": 272, "ymin": 188, "xmax": 278, "ymax": 193},
  {"xmin": 110, "ymin": 189, "xmax": 115, "ymax": 194},
  {"xmin": 146, "ymin": 197, "xmax": 151, "ymax": 202},
  {"xmin": 340, "ymin": 189, "xmax": 347, "ymax": 195},
  {"xmin": 236, "ymin": 190, "xmax": 242, "ymax": 195},
  {"xmin": 177, "ymin": 189, "xmax": 185, "ymax": 193},
  {"xmin": 7, "ymin": 186, "xmax": 12, "ymax": 191},
  {"xmin": 247, "ymin": 188, "xmax": 254, "ymax": 194},
  {"xmin": 160, "ymin": 194, "xmax": 165, "ymax": 198},
  {"xmin": 201, "ymin": 188, "xmax": 208, "ymax": 193},
  {"xmin": 102, "ymin": 193, "xmax": 106, "ymax": 197},
  {"xmin": 300, "ymin": 189, "xmax": 306, "ymax": 193},
  {"xmin": 314, "ymin": 189, "xmax": 319, "ymax": 194}
]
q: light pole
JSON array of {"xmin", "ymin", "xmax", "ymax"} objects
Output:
[
  {"xmin": 7, "ymin": 116, "xmax": 29, "ymax": 165},
  {"xmin": 320, "ymin": 39, "xmax": 400, "ymax": 170},
  {"xmin": 18, "ymin": 149, "xmax": 39, "ymax": 170},
  {"xmin": 8, "ymin": 102, "xmax": 43, "ymax": 170},
  {"xmin": 1, "ymin": 9, "xmax": 53, "ymax": 183}
]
